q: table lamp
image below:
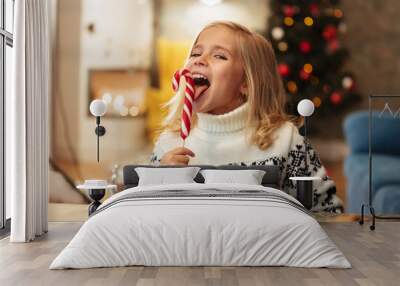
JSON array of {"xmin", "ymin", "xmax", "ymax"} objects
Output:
[{"xmin": 290, "ymin": 99, "xmax": 321, "ymax": 209}]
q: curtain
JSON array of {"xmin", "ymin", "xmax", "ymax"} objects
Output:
[{"xmin": 8, "ymin": 0, "xmax": 50, "ymax": 242}]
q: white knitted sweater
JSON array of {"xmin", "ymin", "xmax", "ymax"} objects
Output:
[{"xmin": 151, "ymin": 102, "xmax": 343, "ymax": 212}]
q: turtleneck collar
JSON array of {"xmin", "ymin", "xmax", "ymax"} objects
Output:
[{"xmin": 196, "ymin": 102, "xmax": 249, "ymax": 133}]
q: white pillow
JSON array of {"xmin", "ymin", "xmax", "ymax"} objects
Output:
[
  {"xmin": 135, "ymin": 167, "xmax": 201, "ymax": 186},
  {"xmin": 200, "ymin": 169, "xmax": 266, "ymax": 185}
]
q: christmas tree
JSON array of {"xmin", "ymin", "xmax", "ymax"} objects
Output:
[{"xmin": 267, "ymin": 0, "xmax": 361, "ymax": 120}]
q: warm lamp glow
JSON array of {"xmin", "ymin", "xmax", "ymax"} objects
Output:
[{"xmin": 199, "ymin": 0, "xmax": 223, "ymax": 6}]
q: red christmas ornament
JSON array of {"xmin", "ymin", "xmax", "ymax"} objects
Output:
[
  {"xmin": 278, "ymin": 63, "xmax": 290, "ymax": 77},
  {"xmin": 309, "ymin": 3, "xmax": 320, "ymax": 16},
  {"xmin": 299, "ymin": 69, "xmax": 311, "ymax": 80},
  {"xmin": 283, "ymin": 5, "xmax": 297, "ymax": 17},
  {"xmin": 330, "ymin": 91, "xmax": 343, "ymax": 105},
  {"xmin": 327, "ymin": 39, "xmax": 340, "ymax": 53},
  {"xmin": 299, "ymin": 40, "xmax": 312, "ymax": 54},
  {"xmin": 322, "ymin": 25, "xmax": 337, "ymax": 41}
]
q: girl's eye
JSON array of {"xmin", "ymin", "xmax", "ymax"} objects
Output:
[
  {"xmin": 190, "ymin": 53, "xmax": 201, "ymax": 57},
  {"xmin": 215, "ymin": 54, "xmax": 227, "ymax": 60}
]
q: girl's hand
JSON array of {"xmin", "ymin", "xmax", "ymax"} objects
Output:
[{"xmin": 160, "ymin": 147, "xmax": 195, "ymax": 166}]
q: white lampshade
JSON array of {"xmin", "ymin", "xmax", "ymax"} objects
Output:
[
  {"xmin": 297, "ymin": 99, "xmax": 315, "ymax": 117},
  {"xmin": 89, "ymin": 99, "xmax": 107, "ymax": 117}
]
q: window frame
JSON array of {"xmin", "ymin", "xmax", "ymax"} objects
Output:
[{"xmin": 0, "ymin": 0, "xmax": 14, "ymax": 235}]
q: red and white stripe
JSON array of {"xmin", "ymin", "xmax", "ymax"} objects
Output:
[{"xmin": 172, "ymin": 69, "xmax": 195, "ymax": 141}]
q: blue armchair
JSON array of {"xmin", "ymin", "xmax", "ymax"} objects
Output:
[{"xmin": 343, "ymin": 111, "xmax": 400, "ymax": 214}]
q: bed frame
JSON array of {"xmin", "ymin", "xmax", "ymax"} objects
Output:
[{"xmin": 122, "ymin": 164, "xmax": 281, "ymax": 189}]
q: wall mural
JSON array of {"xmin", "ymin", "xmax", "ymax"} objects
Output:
[{"xmin": 89, "ymin": 69, "xmax": 149, "ymax": 118}]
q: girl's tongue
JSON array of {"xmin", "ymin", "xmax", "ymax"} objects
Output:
[
  {"xmin": 193, "ymin": 77, "xmax": 210, "ymax": 100},
  {"xmin": 194, "ymin": 85, "xmax": 209, "ymax": 100}
]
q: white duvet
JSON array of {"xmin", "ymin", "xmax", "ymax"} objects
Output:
[{"xmin": 50, "ymin": 183, "xmax": 351, "ymax": 269}]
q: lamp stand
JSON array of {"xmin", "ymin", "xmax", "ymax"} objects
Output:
[
  {"xmin": 88, "ymin": 188, "xmax": 106, "ymax": 216},
  {"xmin": 94, "ymin": 116, "xmax": 106, "ymax": 162},
  {"xmin": 304, "ymin": 116, "xmax": 308, "ymax": 171}
]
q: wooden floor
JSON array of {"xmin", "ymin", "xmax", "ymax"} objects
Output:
[{"xmin": 1, "ymin": 221, "xmax": 399, "ymax": 286}]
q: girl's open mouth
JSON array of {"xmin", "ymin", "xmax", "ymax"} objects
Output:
[{"xmin": 193, "ymin": 74, "xmax": 210, "ymax": 100}]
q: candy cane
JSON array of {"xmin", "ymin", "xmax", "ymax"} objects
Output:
[{"xmin": 172, "ymin": 69, "xmax": 195, "ymax": 143}]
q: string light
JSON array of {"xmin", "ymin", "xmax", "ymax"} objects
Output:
[
  {"xmin": 330, "ymin": 91, "xmax": 343, "ymax": 105},
  {"xmin": 303, "ymin": 63, "xmax": 313, "ymax": 73},
  {"xmin": 284, "ymin": 17, "xmax": 294, "ymax": 26},
  {"xmin": 272, "ymin": 27, "xmax": 285, "ymax": 40},
  {"xmin": 334, "ymin": 9, "xmax": 343, "ymax": 18},
  {"xmin": 304, "ymin": 17, "xmax": 313, "ymax": 26},
  {"xmin": 312, "ymin": 96, "xmax": 322, "ymax": 107},
  {"xmin": 129, "ymin": 106, "xmax": 140, "ymax": 117},
  {"xmin": 278, "ymin": 41, "xmax": 288, "ymax": 52},
  {"xmin": 287, "ymin": 81, "xmax": 298, "ymax": 93},
  {"xmin": 342, "ymin": 76, "xmax": 354, "ymax": 90}
]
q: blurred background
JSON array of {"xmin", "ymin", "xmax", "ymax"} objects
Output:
[{"xmin": 48, "ymin": 0, "xmax": 400, "ymax": 216}]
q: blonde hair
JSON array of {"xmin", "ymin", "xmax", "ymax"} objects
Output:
[{"xmin": 162, "ymin": 21, "xmax": 301, "ymax": 150}]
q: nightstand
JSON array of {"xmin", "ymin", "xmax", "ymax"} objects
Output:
[{"xmin": 77, "ymin": 180, "xmax": 117, "ymax": 216}]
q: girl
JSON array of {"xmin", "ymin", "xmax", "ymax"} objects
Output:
[{"xmin": 150, "ymin": 21, "xmax": 343, "ymax": 213}]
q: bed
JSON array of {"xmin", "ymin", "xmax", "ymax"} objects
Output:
[{"xmin": 50, "ymin": 165, "xmax": 350, "ymax": 269}]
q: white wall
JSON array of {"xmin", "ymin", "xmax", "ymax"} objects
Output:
[{"xmin": 82, "ymin": 0, "xmax": 152, "ymax": 68}]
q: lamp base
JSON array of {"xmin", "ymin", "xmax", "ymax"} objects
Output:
[
  {"xmin": 296, "ymin": 180, "xmax": 313, "ymax": 210},
  {"xmin": 88, "ymin": 188, "xmax": 106, "ymax": 216}
]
